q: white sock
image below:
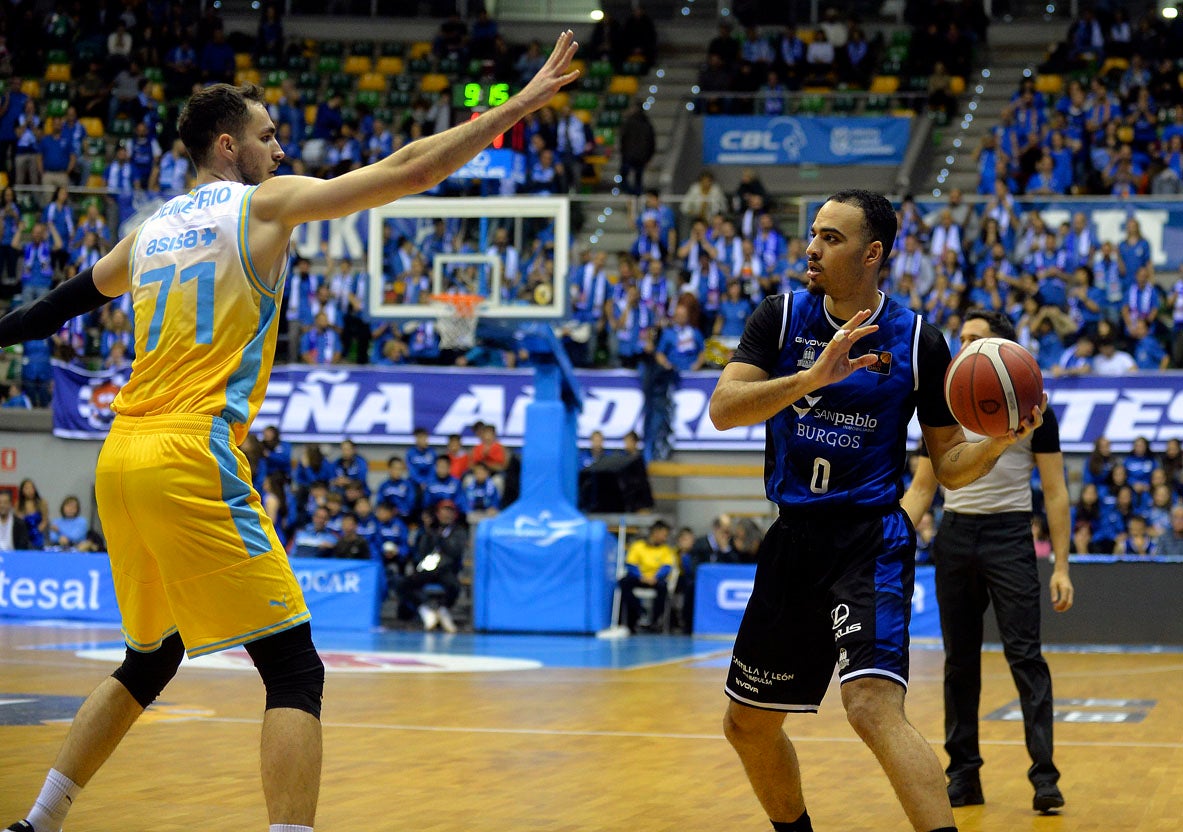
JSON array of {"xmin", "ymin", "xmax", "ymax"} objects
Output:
[
  {"xmin": 26, "ymin": 768, "xmax": 81, "ymax": 832},
  {"xmin": 269, "ymin": 826, "xmax": 313, "ymax": 832}
]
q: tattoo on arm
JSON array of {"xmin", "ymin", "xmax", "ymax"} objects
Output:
[{"xmin": 948, "ymin": 446, "xmax": 963, "ymax": 463}]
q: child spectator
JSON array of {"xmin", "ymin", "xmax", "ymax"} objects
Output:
[
  {"xmin": 423, "ymin": 455, "xmax": 463, "ymax": 513},
  {"xmin": 48, "ymin": 495, "xmax": 98, "ymax": 551},
  {"xmin": 377, "ymin": 455, "xmax": 418, "ymax": 518}
]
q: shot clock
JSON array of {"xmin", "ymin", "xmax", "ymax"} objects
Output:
[{"xmin": 450, "ymin": 82, "xmax": 521, "ymax": 151}]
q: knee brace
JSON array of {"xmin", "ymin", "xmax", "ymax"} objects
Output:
[
  {"xmin": 111, "ymin": 632, "xmax": 185, "ymax": 709},
  {"xmin": 243, "ymin": 622, "xmax": 325, "ymax": 719}
]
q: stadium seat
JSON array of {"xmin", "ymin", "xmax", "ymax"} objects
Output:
[
  {"xmin": 548, "ymin": 92, "xmax": 570, "ymax": 111},
  {"xmin": 266, "ymin": 70, "xmax": 288, "ymax": 86},
  {"xmin": 572, "ymin": 92, "xmax": 599, "ymax": 111},
  {"xmin": 409, "ymin": 41, "xmax": 432, "ymax": 60},
  {"xmin": 408, "ymin": 57, "xmax": 432, "ymax": 74},
  {"xmin": 870, "ymin": 75, "xmax": 900, "ymax": 94},
  {"xmin": 20, "ymin": 79, "xmax": 40, "ymax": 99},
  {"xmin": 344, "ymin": 55, "xmax": 372, "ymax": 75},
  {"xmin": 84, "ymin": 137, "xmax": 105, "ymax": 155},
  {"xmin": 831, "ymin": 94, "xmax": 857, "ymax": 112},
  {"xmin": 358, "ymin": 72, "xmax": 386, "ymax": 93},
  {"xmin": 588, "ymin": 61, "xmax": 613, "ymax": 79},
  {"xmin": 89, "ymin": 158, "xmax": 105, "ymax": 176},
  {"xmin": 419, "ymin": 73, "xmax": 449, "ymax": 94},
  {"xmin": 110, "ymin": 117, "xmax": 134, "ymax": 138},
  {"xmin": 607, "ymin": 76, "xmax": 639, "ymax": 96},
  {"xmin": 1035, "ymin": 74, "xmax": 1063, "ymax": 95},
  {"xmin": 799, "ymin": 94, "xmax": 826, "ymax": 113},
  {"xmin": 45, "ymin": 98, "xmax": 68, "ymax": 118},
  {"xmin": 381, "ymin": 41, "xmax": 406, "ymax": 57},
  {"xmin": 143, "ymin": 66, "xmax": 164, "ymax": 83},
  {"xmin": 46, "ymin": 49, "xmax": 69, "ymax": 65},
  {"xmin": 285, "ymin": 54, "xmax": 309, "ymax": 72},
  {"xmin": 372, "ymin": 106, "xmax": 393, "ymax": 123},
  {"xmin": 355, "ymin": 89, "xmax": 382, "ymax": 108},
  {"xmin": 319, "ymin": 41, "xmax": 344, "ymax": 57},
  {"xmin": 574, "ymin": 109, "xmax": 593, "ymax": 123},
  {"xmin": 45, "ymin": 81, "xmax": 69, "ymax": 99},
  {"xmin": 890, "ymin": 30, "xmax": 911, "ymax": 47},
  {"xmin": 264, "ymin": 86, "xmax": 283, "ymax": 105},
  {"xmin": 376, "ymin": 56, "xmax": 404, "ymax": 75},
  {"xmin": 596, "ymin": 110, "xmax": 622, "ymax": 128},
  {"xmin": 865, "ymin": 94, "xmax": 890, "ymax": 113},
  {"xmin": 950, "ymin": 76, "xmax": 966, "ymax": 95},
  {"xmin": 392, "ymin": 75, "xmax": 415, "ymax": 92},
  {"xmin": 387, "ymin": 90, "xmax": 412, "ymax": 107},
  {"xmin": 905, "ymin": 75, "xmax": 928, "ymax": 92},
  {"xmin": 438, "ymin": 57, "xmax": 461, "ymax": 75},
  {"xmin": 593, "ymin": 126, "xmax": 616, "ymax": 147},
  {"xmin": 605, "ymin": 93, "xmax": 630, "ymax": 110},
  {"xmin": 304, "ymin": 104, "xmax": 317, "ymax": 126},
  {"xmin": 235, "ymin": 53, "xmax": 253, "ymax": 70},
  {"xmin": 149, "ymin": 82, "xmax": 165, "ymax": 101},
  {"xmin": 350, "ymin": 41, "xmax": 372, "ymax": 57},
  {"xmin": 45, "ymin": 64, "xmax": 70, "ymax": 83},
  {"xmin": 81, "ymin": 119, "xmax": 104, "ymax": 138},
  {"xmin": 298, "ymin": 70, "xmax": 320, "ymax": 88},
  {"xmin": 235, "ymin": 69, "xmax": 261, "ymax": 86},
  {"xmin": 620, "ymin": 59, "xmax": 646, "ymax": 76},
  {"xmin": 317, "ymin": 56, "xmax": 342, "ymax": 74},
  {"xmin": 1099, "ymin": 57, "xmax": 1129, "ymax": 76},
  {"xmin": 328, "ymin": 72, "xmax": 352, "ymax": 92},
  {"xmin": 257, "ymin": 54, "xmax": 279, "ymax": 71}
]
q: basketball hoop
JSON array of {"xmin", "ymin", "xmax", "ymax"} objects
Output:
[{"xmin": 430, "ymin": 293, "xmax": 484, "ymax": 351}]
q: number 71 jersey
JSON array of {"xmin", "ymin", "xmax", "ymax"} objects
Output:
[
  {"xmin": 113, "ymin": 181, "xmax": 288, "ymax": 446},
  {"xmin": 766, "ymin": 291, "xmax": 939, "ymax": 510}
]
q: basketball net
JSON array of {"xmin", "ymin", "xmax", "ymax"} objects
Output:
[{"xmin": 430, "ymin": 293, "xmax": 483, "ymax": 351}]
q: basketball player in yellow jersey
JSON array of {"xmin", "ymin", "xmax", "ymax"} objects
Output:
[{"xmin": 0, "ymin": 31, "xmax": 579, "ymax": 832}]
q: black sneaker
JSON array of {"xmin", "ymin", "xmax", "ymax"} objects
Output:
[
  {"xmin": 1033, "ymin": 782, "xmax": 1065, "ymax": 813},
  {"xmin": 947, "ymin": 777, "xmax": 985, "ymax": 807},
  {"xmin": 6, "ymin": 822, "xmax": 34, "ymax": 832}
]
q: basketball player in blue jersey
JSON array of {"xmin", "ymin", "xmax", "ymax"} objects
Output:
[
  {"xmin": 0, "ymin": 31, "xmax": 579, "ymax": 832},
  {"xmin": 708, "ymin": 190, "xmax": 1045, "ymax": 832}
]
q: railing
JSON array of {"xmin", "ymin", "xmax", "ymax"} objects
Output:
[{"xmin": 684, "ymin": 90, "xmax": 929, "ymax": 117}]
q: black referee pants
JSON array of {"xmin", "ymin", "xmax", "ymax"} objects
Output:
[{"xmin": 933, "ymin": 511, "xmax": 1059, "ymax": 787}]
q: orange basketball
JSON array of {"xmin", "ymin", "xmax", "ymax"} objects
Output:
[{"xmin": 944, "ymin": 337, "xmax": 1044, "ymax": 438}]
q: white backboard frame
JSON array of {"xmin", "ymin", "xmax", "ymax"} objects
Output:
[{"xmin": 366, "ymin": 195, "xmax": 570, "ymax": 320}]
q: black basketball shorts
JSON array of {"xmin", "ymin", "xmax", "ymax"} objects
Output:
[{"xmin": 724, "ymin": 507, "xmax": 916, "ymax": 713}]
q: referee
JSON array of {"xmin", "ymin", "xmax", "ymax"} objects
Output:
[{"xmin": 902, "ymin": 308, "xmax": 1074, "ymax": 815}]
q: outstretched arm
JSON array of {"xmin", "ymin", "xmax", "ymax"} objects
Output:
[
  {"xmin": 252, "ymin": 31, "xmax": 581, "ymax": 229},
  {"xmin": 920, "ymin": 394, "xmax": 1046, "ymax": 491}
]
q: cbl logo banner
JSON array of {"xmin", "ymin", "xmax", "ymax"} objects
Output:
[{"xmin": 703, "ymin": 116, "xmax": 912, "ymax": 166}]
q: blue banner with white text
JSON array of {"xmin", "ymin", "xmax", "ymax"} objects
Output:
[
  {"xmin": 703, "ymin": 116, "xmax": 912, "ymax": 166},
  {"xmin": 52, "ymin": 362, "xmax": 1183, "ymax": 454},
  {"xmin": 0, "ymin": 550, "xmax": 381, "ymax": 631},
  {"xmin": 693, "ymin": 563, "xmax": 940, "ymax": 639}
]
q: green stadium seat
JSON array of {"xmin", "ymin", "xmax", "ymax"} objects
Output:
[
  {"xmin": 265, "ymin": 70, "xmax": 288, "ymax": 87},
  {"xmin": 372, "ymin": 106, "xmax": 393, "ymax": 123},
  {"xmin": 593, "ymin": 126, "xmax": 616, "ymax": 146},
  {"xmin": 85, "ymin": 137, "xmax": 105, "ymax": 156},
  {"xmin": 110, "ymin": 117, "xmax": 134, "ymax": 137},
  {"xmin": 143, "ymin": 66, "xmax": 164, "ymax": 83},
  {"xmin": 393, "ymin": 75, "xmax": 415, "ymax": 92},
  {"xmin": 355, "ymin": 89, "xmax": 381, "ymax": 108},
  {"xmin": 44, "ymin": 81, "xmax": 69, "ymax": 99},
  {"xmin": 832, "ymin": 94, "xmax": 857, "ymax": 112},
  {"xmin": 47, "ymin": 49, "xmax": 69, "ymax": 65},
  {"xmin": 350, "ymin": 41, "xmax": 372, "ymax": 56},
  {"xmin": 605, "ymin": 93, "xmax": 629, "ymax": 110},
  {"xmin": 45, "ymin": 98, "xmax": 68, "ymax": 117},
  {"xmin": 387, "ymin": 90, "xmax": 412, "ymax": 107},
  {"xmin": 619, "ymin": 61, "xmax": 646, "ymax": 76},
  {"xmin": 317, "ymin": 56, "xmax": 341, "ymax": 74},
  {"xmin": 580, "ymin": 75, "xmax": 608, "ymax": 93},
  {"xmin": 438, "ymin": 57, "xmax": 460, "ymax": 75},
  {"xmin": 596, "ymin": 110, "xmax": 622, "ymax": 128},
  {"xmin": 890, "ymin": 30, "xmax": 911, "ymax": 47},
  {"xmin": 89, "ymin": 157, "xmax": 106, "ymax": 176},
  {"xmin": 800, "ymin": 95, "xmax": 826, "ymax": 114},
  {"xmin": 408, "ymin": 57, "xmax": 432, "ymax": 74},
  {"xmin": 381, "ymin": 41, "xmax": 406, "ymax": 57},
  {"xmin": 865, "ymin": 94, "xmax": 890, "ymax": 113},
  {"xmin": 319, "ymin": 41, "xmax": 344, "ymax": 57},
  {"xmin": 285, "ymin": 54, "xmax": 309, "ymax": 72},
  {"xmin": 467, "ymin": 59, "xmax": 485, "ymax": 78},
  {"xmin": 257, "ymin": 54, "xmax": 279, "ymax": 70},
  {"xmin": 339, "ymin": 105, "xmax": 359, "ymax": 123},
  {"xmin": 572, "ymin": 92, "xmax": 599, "ymax": 111},
  {"xmin": 589, "ymin": 61, "xmax": 613, "ymax": 79},
  {"xmin": 298, "ymin": 71, "xmax": 319, "ymax": 88}
]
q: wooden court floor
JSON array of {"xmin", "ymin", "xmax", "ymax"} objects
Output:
[{"xmin": 1, "ymin": 622, "xmax": 1181, "ymax": 832}]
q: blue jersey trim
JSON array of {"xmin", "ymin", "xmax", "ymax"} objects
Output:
[
  {"xmin": 222, "ymin": 293, "xmax": 276, "ymax": 427},
  {"xmin": 237, "ymin": 185, "xmax": 276, "ymax": 299},
  {"xmin": 208, "ymin": 417, "xmax": 273, "ymax": 558}
]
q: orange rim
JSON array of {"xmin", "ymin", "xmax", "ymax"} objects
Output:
[{"xmin": 430, "ymin": 293, "xmax": 484, "ymax": 318}]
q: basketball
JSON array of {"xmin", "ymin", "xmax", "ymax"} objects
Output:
[{"xmin": 944, "ymin": 337, "xmax": 1044, "ymax": 438}]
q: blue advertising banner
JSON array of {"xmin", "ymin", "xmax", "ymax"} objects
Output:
[
  {"xmin": 693, "ymin": 563, "xmax": 940, "ymax": 640},
  {"xmin": 703, "ymin": 116, "xmax": 912, "ymax": 166},
  {"xmin": 0, "ymin": 550, "xmax": 382, "ymax": 631},
  {"xmin": 449, "ymin": 148, "xmax": 519, "ymax": 181},
  {"xmin": 52, "ymin": 361, "xmax": 1183, "ymax": 454}
]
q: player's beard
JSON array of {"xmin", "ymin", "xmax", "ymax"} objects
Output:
[{"xmin": 807, "ymin": 278, "xmax": 825, "ymax": 295}]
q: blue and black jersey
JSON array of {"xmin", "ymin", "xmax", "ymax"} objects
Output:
[{"xmin": 730, "ymin": 291, "xmax": 956, "ymax": 510}]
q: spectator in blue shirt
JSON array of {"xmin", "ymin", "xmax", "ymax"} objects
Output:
[
  {"xmin": 293, "ymin": 507, "xmax": 338, "ymax": 558},
  {"xmin": 294, "ymin": 444, "xmax": 335, "ymax": 495},
  {"xmin": 48, "ymin": 495, "xmax": 98, "ymax": 551},
  {"xmin": 373, "ymin": 500, "xmax": 411, "ymax": 571},
  {"xmin": 463, "ymin": 461, "xmax": 501, "ymax": 518},
  {"xmin": 259, "ymin": 425, "xmax": 292, "ymax": 482},
  {"xmin": 407, "ymin": 428, "xmax": 437, "ymax": 490},
  {"xmin": 1129, "ymin": 318, "xmax": 1168, "ymax": 370},
  {"xmin": 331, "ymin": 439, "xmax": 369, "ymax": 494},
  {"xmin": 656, "ymin": 303, "xmax": 706, "ymax": 373},
  {"xmin": 715, "ymin": 279, "xmax": 753, "ymax": 340},
  {"xmin": 38, "ymin": 124, "xmax": 76, "ymax": 191},
  {"xmin": 300, "ymin": 312, "xmax": 342, "ymax": 364},
  {"xmin": 312, "ymin": 92, "xmax": 345, "ymax": 142},
  {"xmin": 15, "ymin": 223, "xmax": 54, "ymax": 305},
  {"xmin": 199, "ymin": 26, "xmax": 236, "ymax": 84},
  {"xmin": 128, "ymin": 122, "xmax": 161, "ymax": 189},
  {"xmin": 422, "ymin": 455, "xmax": 463, "ymax": 514},
  {"xmin": 1052, "ymin": 333, "xmax": 1094, "ymax": 377},
  {"xmin": 377, "ymin": 455, "xmax": 418, "ymax": 517}
]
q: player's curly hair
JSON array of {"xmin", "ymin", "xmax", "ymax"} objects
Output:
[
  {"xmin": 178, "ymin": 83, "xmax": 267, "ymax": 169},
  {"xmin": 827, "ymin": 189, "xmax": 898, "ymax": 265}
]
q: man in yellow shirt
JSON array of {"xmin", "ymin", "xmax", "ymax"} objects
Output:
[{"xmin": 620, "ymin": 519, "xmax": 677, "ymax": 633}]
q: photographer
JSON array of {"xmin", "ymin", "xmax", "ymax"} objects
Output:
[{"xmin": 402, "ymin": 499, "xmax": 468, "ymax": 633}]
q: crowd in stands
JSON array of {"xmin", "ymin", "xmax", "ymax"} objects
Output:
[{"xmin": 0, "ymin": 477, "xmax": 102, "ymax": 552}]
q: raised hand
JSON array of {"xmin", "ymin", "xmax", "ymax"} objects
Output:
[
  {"xmin": 516, "ymin": 30, "xmax": 581, "ymax": 113},
  {"xmin": 805, "ymin": 309, "xmax": 880, "ymax": 388}
]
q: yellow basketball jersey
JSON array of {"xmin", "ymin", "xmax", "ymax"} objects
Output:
[{"xmin": 113, "ymin": 182, "xmax": 287, "ymax": 445}]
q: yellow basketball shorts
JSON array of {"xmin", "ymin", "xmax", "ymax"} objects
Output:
[{"xmin": 95, "ymin": 413, "xmax": 310, "ymax": 658}]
